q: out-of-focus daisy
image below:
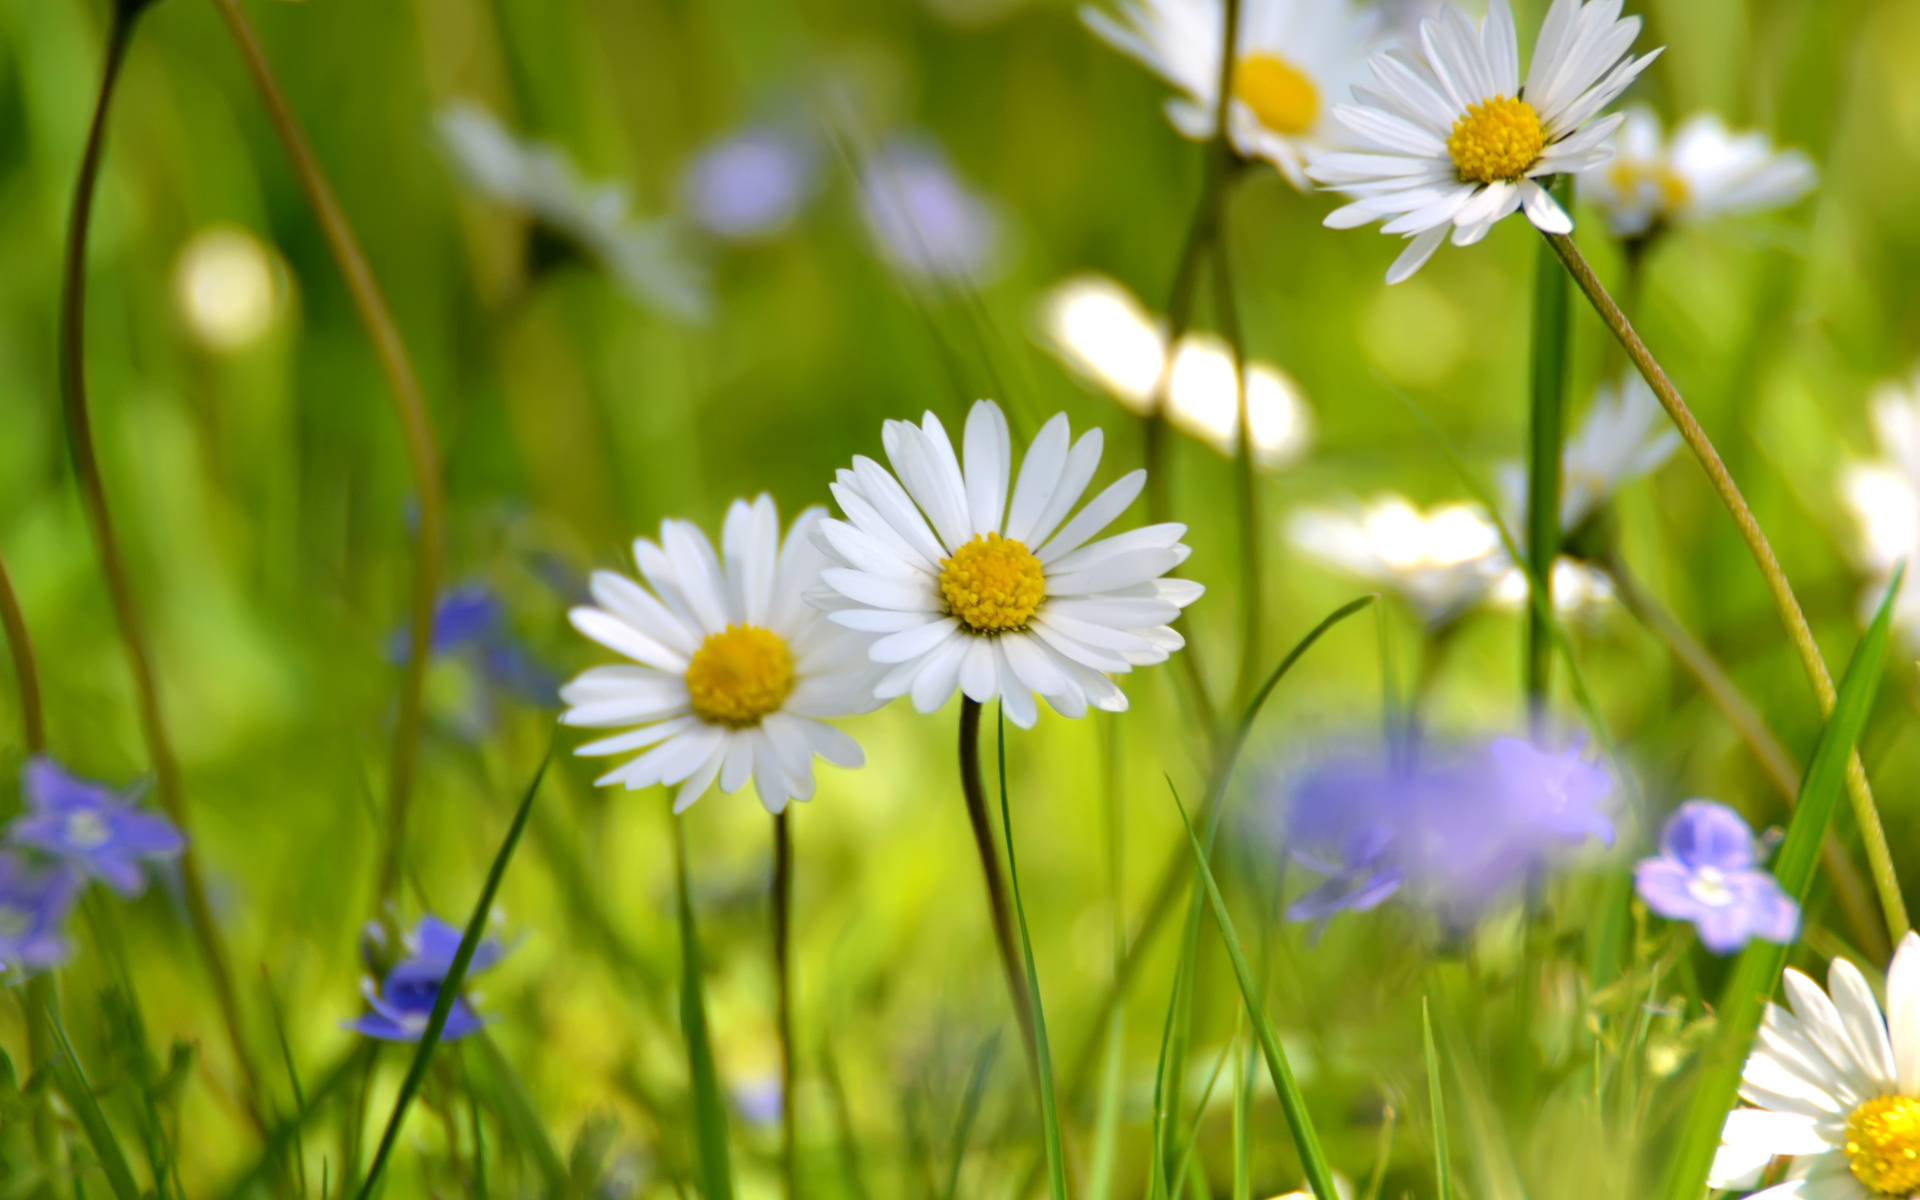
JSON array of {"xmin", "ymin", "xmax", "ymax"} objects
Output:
[
  {"xmin": 1839, "ymin": 371, "xmax": 1920, "ymax": 647},
  {"xmin": 1489, "ymin": 556, "xmax": 1615, "ymax": 618},
  {"xmin": 857, "ymin": 137, "xmax": 1003, "ymax": 284},
  {"xmin": 436, "ymin": 101, "xmax": 708, "ymax": 320},
  {"xmin": 1558, "ymin": 372, "xmax": 1679, "ymax": 532},
  {"xmin": 1306, "ymin": 0, "xmax": 1661, "ymax": 283},
  {"xmin": 1036, "ymin": 274, "xmax": 1314, "ymax": 470},
  {"xmin": 348, "ymin": 915, "xmax": 507, "ymax": 1043},
  {"xmin": 1634, "ymin": 800, "xmax": 1797, "ymax": 956},
  {"xmin": 1708, "ymin": 933, "xmax": 1920, "ymax": 1198},
  {"xmin": 1578, "ymin": 109, "xmax": 1817, "ymax": 241},
  {"xmin": 1081, "ymin": 0, "xmax": 1379, "ymax": 189},
  {"xmin": 1289, "ymin": 494, "xmax": 1506, "ymax": 625},
  {"xmin": 679, "ymin": 125, "xmax": 819, "ymax": 241},
  {"xmin": 810, "ymin": 401, "xmax": 1203, "ymax": 729},
  {"xmin": 173, "ymin": 225, "xmax": 284, "ymax": 352},
  {"xmin": 10, "ymin": 760, "xmax": 184, "ymax": 899},
  {"xmin": 562, "ymin": 497, "xmax": 879, "ymax": 814}
]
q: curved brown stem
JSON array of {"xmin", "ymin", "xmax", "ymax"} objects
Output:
[
  {"xmin": 0, "ymin": 551, "xmax": 43, "ymax": 755},
  {"xmin": 60, "ymin": 4, "xmax": 265, "ymax": 1132},
  {"xmin": 208, "ymin": 0, "xmax": 444, "ymax": 906},
  {"xmin": 1547, "ymin": 230, "xmax": 1909, "ymax": 945},
  {"xmin": 957, "ymin": 699, "xmax": 1040, "ymax": 1087}
]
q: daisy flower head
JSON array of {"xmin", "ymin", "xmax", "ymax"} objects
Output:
[
  {"xmin": 1288, "ymin": 493, "xmax": 1506, "ymax": 626},
  {"xmin": 810, "ymin": 400, "xmax": 1203, "ymax": 729},
  {"xmin": 1081, "ymin": 0, "xmax": 1380, "ymax": 189},
  {"xmin": 1579, "ymin": 109, "xmax": 1817, "ymax": 241},
  {"xmin": 1710, "ymin": 933, "xmax": 1920, "ymax": 1198},
  {"xmin": 561, "ymin": 496, "xmax": 881, "ymax": 815},
  {"xmin": 1306, "ymin": 0, "xmax": 1662, "ymax": 283},
  {"xmin": 1496, "ymin": 371, "xmax": 1679, "ymax": 537}
]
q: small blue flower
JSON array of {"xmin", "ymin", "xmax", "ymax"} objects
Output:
[
  {"xmin": 0, "ymin": 852, "xmax": 79, "ymax": 974},
  {"xmin": 1286, "ymin": 823, "xmax": 1404, "ymax": 925},
  {"xmin": 11, "ymin": 759, "xmax": 184, "ymax": 898},
  {"xmin": 347, "ymin": 915, "xmax": 508, "ymax": 1043},
  {"xmin": 390, "ymin": 586, "xmax": 558, "ymax": 716},
  {"xmin": 1634, "ymin": 800, "xmax": 1798, "ymax": 955},
  {"xmin": 731, "ymin": 1074, "xmax": 783, "ymax": 1128},
  {"xmin": 680, "ymin": 125, "xmax": 818, "ymax": 240},
  {"xmin": 858, "ymin": 137, "xmax": 1002, "ymax": 283}
]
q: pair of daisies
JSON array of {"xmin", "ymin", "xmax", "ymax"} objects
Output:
[
  {"xmin": 1087, "ymin": 0, "xmax": 1811, "ymax": 282},
  {"xmin": 560, "ymin": 401, "xmax": 1202, "ymax": 813}
]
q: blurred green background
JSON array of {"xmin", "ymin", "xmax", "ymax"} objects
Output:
[{"xmin": 3, "ymin": 0, "xmax": 1920, "ymax": 1195}]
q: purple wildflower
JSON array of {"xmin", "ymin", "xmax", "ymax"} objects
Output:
[
  {"xmin": 1489, "ymin": 737, "xmax": 1616, "ymax": 848},
  {"xmin": 1634, "ymin": 800, "xmax": 1798, "ymax": 955},
  {"xmin": 390, "ymin": 586, "xmax": 557, "ymax": 714},
  {"xmin": 731, "ymin": 1075, "xmax": 784, "ymax": 1128},
  {"xmin": 347, "ymin": 915, "xmax": 508, "ymax": 1043},
  {"xmin": 680, "ymin": 126, "xmax": 818, "ymax": 240},
  {"xmin": 0, "ymin": 852, "xmax": 79, "ymax": 974},
  {"xmin": 858, "ymin": 137, "xmax": 1002, "ymax": 283},
  {"xmin": 11, "ymin": 759, "xmax": 184, "ymax": 899}
]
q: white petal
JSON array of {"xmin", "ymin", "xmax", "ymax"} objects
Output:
[
  {"xmin": 1001, "ymin": 631, "xmax": 1071, "ymax": 697},
  {"xmin": 589, "ymin": 571, "xmax": 698, "ymax": 656},
  {"xmin": 1889, "ymin": 932, "xmax": 1920, "ymax": 1096},
  {"xmin": 1046, "ymin": 546, "xmax": 1188, "ymax": 596},
  {"xmin": 1520, "ymin": 180, "xmax": 1574, "ymax": 234},
  {"xmin": 1385, "ymin": 227, "xmax": 1448, "ymax": 284},
  {"xmin": 963, "ymin": 400, "xmax": 1011, "ymax": 536},
  {"xmin": 910, "ymin": 637, "xmax": 970, "ymax": 712},
  {"xmin": 659, "ymin": 519, "xmax": 732, "ymax": 635},
  {"xmin": 719, "ymin": 731, "xmax": 757, "ymax": 793},
  {"xmin": 1004, "ymin": 414, "xmax": 1072, "ymax": 545},
  {"xmin": 819, "ymin": 567, "xmax": 942, "ymax": 613},
  {"xmin": 870, "ymin": 618, "xmax": 963, "ymax": 664},
  {"xmin": 574, "ymin": 716, "xmax": 697, "ymax": 759},
  {"xmin": 847, "ymin": 456, "xmax": 948, "ymax": 567},
  {"xmin": 672, "ymin": 741, "xmax": 729, "ymax": 813},
  {"xmin": 723, "ymin": 494, "xmax": 779, "ymax": 627},
  {"xmin": 1037, "ymin": 470, "xmax": 1147, "ymax": 563},
  {"xmin": 1025, "ymin": 429, "xmax": 1106, "ymax": 548},
  {"xmin": 994, "ymin": 641, "xmax": 1039, "ymax": 729},
  {"xmin": 569, "ymin": 607, "xmax": 686, "ymax": 673},
  {"xmin": 1827, "ymin": 956, "xmax": 1898, "ymax": 1091},
  {"xmin": 958, "ymin": 637, "xmax": 998, "ymax": 703}
]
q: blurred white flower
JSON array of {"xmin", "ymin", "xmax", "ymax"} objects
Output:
[
  {"xmin": 1578, "ymin": 109, "xmax": 1817, "ymax": 241},
  {"xmin": 1290, "ymin": 495, "xmax": 1507, "ymax": 625},
  {"xmin": 1292, "ymin": 493, "xmax": 1609, "ymax": 625},
  {"xmin": 1081, "ymin": 0, "xmax": 1380, "ymax": 189},
  {"xmin": 679, "ymin": 125, "xmax": 819, "ymax": 240},
  {"xmin": 1037, "ymin": 274, "xmax": 1314, "ymax": 470},
  {"xmin": 857, "ymin": 137, "xmax": 1003, "ymax": 284},
  {"xmin": 436, "ymin": 101, "xmax": 709, "ymax": 320},
  {"xmin": 1840, "ymin": 371, "xmax": 1920, "ymax": 646},
  {"xmin": 174, "ymin": 225, "xmax": 282, "ymax": 352},
  {"xmin": 1307, "ymin": 0, "xmax": 1660, "ymax": 283},
  {"xmin": 1498, "ymin": 372, "xmax": 1679, "ymax": 534}
]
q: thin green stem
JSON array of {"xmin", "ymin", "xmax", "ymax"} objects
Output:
[
  {"xmin": 60, "ymin": 3, "xmax": 263, "ymax": 1133},
  {"xmin": 208, "ymin": 0, "xmax": 444, "ymax": 907},
  {"xmin": 1524, "ymin": 178, "xmax": 1573, "ymax": 725},
  {"xmin": 773, "ymin": 811, "xmax": 797, "ymax": 1200},
  {"xmin": 0, "ymin": 550, "xmax": 44, "ymax": 755},
  {"xmin": 957, "ymin": 699, "xmax": 1040, "ymax": 1088},
  {"xmin": 1211, "ymin": 231, "xmax": 1263, "ymax": 709},
  {"xmin": 1547, "ymin": 230, "xmax": 1909, "ymax": 943}
]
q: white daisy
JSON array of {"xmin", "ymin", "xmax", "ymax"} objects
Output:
[
  {"xmin": 560, "ymin": 497, "xmax": 880, "ymax": 814},
  {"xmin": 1305, "ymin": 0, "xmax": 1661, "ymax": 283},
  {"xmin": 809, "ymin": 400, "xmax": 1203, "ymax": 729},
  {"xmin": 1081, "ymin": 0, "xmax": 1380, "ymax": 189},
  {"xmin": 1036, "ymin": 274, "xmax": 1314, "ymax": 470},
  {"xmin": 1578, "ymin": 108, "xmax": 1818, "ymax": 241},
  {"xmin": 436, "ymin": 101, "xmax": 709, "ymax": 320},
  {"xmin": 1839, "ymin": 370, "xmax": 1920, "ymax": 649},
  {"xmin": 1709, "ymin": 933, "xmax": 1920, "ymax": 1199},
  {"xmin": 1497, "ymin": 371, "xmax": 1679, "ymax": 535},
  {"xmin": 1488, "ymin": 557, "xmax": 1615, "ymax": 618},
  {"xmin": 1288, "ymin": 494, "xmax": 1507, "ymax": 626}
]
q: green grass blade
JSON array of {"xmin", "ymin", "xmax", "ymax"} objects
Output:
[
  {"xmin": 1660, "ymin": 564, "xmax": 1902, "ymax": 1200},
  {"xmin": 939, "ymin": 1032, "xmax": 1000, "ymax": 1200},
  {"xmin": 214, "ymin": 1048, "xmax": 375, "ymax": 1200},
  {"xmin": 468, "ymin": 1034, "xmax": 568, "ymax": 1197},
  {"xmin": 673, "ymin": 816, "xmax": 736, "ymax": 1200},
  {"xmin": 1421, "ymin": 998, "xmax": 1451, "ymax": 1200},
  {"xmin": 1087, "ymin": 1010, "xmax": 1126, "ymax": 1200},
  {"xmin": 1168, "ymin": 1029, "xmax": 1235, "ymax": 1200},
  {"xmin": 1168, "ymin": 784, "xmax": 1338, "ymax": 1200},
  {"xmin": 995, "ymin": 707, "xmax": 1068, "ymax": 1200},
  {"xmin": 1232, "ymin": 1020, "xmax": 1250, "ymax": 1200},
  {"xmin": 1524, "ymin": 173, "xmax": 1573, "ymax": 713},
  {"xmin": 42, "ymin": 1006, "xmax": 140, "ymax": 1200},
  {"xmin": 356, "ymin": 751, "xmax": 550, "ymax": 1200}
]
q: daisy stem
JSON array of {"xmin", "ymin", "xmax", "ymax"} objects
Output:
[
  {"xmin": 1524, "ymin": 179, "xmax": 1573, "ymax": 728},
  {"xmin": 1546, "ymin": 230, "xmax": 1911, "ymax": 946},
  {"xmin": 957, "ymin": 699, "xmax": 1042, "ymax": 1089},
  {"xmin": 0, "ymin": 549, "xmax": 44, "ymax": 755},
  {"xmin": 209, "ymin": 0, "xmax": 445, "ymax": 909},
  {"xmin": 1209, "ymin": 232, "xmax": 1264, "ymax": 710},
  {"xmin": 1604, "ymin": 550, "xmax": 1890, "ymax": 963},
  {"xmin": 60, "ymin": 2, "xmax": 265, "ymax": 1134},
  {"xmin": 772, "ymin": 811, "xmax": 798, "ymax": 1200}
]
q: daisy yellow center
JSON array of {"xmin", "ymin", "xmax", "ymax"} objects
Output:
[
  {"xmin": 1447, "ymin": 95, "xmax": 1545, "ymax": 184},
  {"xmin": 940, "ymin": 533, "xmax": 1044, "ymax": 633},
  {"xmin": 1233, "ymin": 54, "xmax": 1319, "ymax": 136},
  {"xmin": 1846, "ymin": 1095, "xmax": 1920, "ymax": 1195},
  {"xmin": 1609, "ymin": 160, "xmax": 1690, "ymax": 211},
  {"xmin": 685, "ymin": 624, "xmax": 795, "ymax": 728}
]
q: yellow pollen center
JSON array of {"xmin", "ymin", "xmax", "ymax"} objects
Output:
[
  {"xmin": 684, "ymin": 624, "xmax": 795, "ymax": 728},
  {"xmin": 939, "ymin": 533, "xmax": 1045, "ymax": 633},
  {"xmin": 1846, "ymin": 1095, "xmax": 1920, "ymax": 1195},
  {"xmin": 1232, "ymin": 54, "xmax": 1320, "ymax": 136},
  {"xmin": 1447, "ymin": 95, "xmax": 1546, "ymax": 184},
  {"xmin": 1608, "ymin": 160, "xmax": 1691, "ymax": 212}
]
